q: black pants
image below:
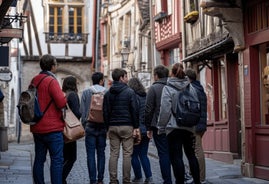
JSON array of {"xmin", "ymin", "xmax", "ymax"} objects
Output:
[
  {"xmin": 63, "ymin": 141, "xmax": 77, "ymax": 183},
  {"xmin": 167, "ymin": 129, "xmax": 200, "ymax": 184}
]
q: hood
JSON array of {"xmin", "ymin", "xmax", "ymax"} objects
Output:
[
  {"xmin": 91, "ymin": 85, "xmax": 106, "ymax": 93},
  {"xmin": 109, "ymin": 81, "xmax": 129, "ymax": 94},
  {"xmin": 167, "ymin": 77, "xmax": 189, "ymax": 90}
]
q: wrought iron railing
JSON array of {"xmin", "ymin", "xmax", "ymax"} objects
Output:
[{"xmin": 44, "ymin": 32, "xmax": 88, "ymax": 43}]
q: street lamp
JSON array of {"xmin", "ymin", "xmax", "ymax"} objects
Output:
[{"xmin": 121, "ymin": 47, "xmax": 129, "ymax": 68}]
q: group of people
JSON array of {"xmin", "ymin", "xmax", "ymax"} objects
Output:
[{"xmin": 29, "ymin": 54, "xmax": 207, "ymax": 184}]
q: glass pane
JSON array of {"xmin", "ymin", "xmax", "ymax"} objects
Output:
[
  {"xmin": 57, "ymin": 7, "xmax": 62, "ymax": 15},
  {"xmin": 69, "ymin": 17, "xmax": 74, "ymax": 25},
  {"xmin": 77, "ymin": 27, "xmax": 82, "ymax": 33},
  {"xmin": 69, "ymin": 7, "xmax": 74, "ymax": 15},
  {"xmin": 77, "ymin": 8, "xmax": 82, "ymax": 16},
  {"xmin": 77, "ymin": 17, "xmax": 81, "ymax": 25},
  {"xmin": 58, "ymin": 17, "xmax": 62, "ymax": 24},
  {"xmin": 260, "ymin": 43, "xmax": 269, "ymax": 125},
  {"xmin": 69, "ymin": 26, "xmax": 74, "ymax": 33},
  {"xmin": 49, "ymin": 7, "xmax": 54, "ymax": 14},
  {"xmin": 49, "ymin": 26, "xmax": 54, "ymax": 33},
  {"xmin": 219, "ymin": 60, "xmax": 227, "ymax": 119},
  {"xmin": 58, "ymin": 26, "xmax": 62, "ymax": 33},
  {"xmin": 49, "ymin": 17, "xmax": 54, "ymax": 24}
]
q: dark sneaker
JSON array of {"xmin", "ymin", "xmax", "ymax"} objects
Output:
[{"xmin": 132, "ymin": 177, "xmax": 143, "ymax": 182}]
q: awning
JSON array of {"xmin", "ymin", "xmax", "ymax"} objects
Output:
[{"xmin": 181, "ymin": 36, "xmax": 234, "ymax": 63}]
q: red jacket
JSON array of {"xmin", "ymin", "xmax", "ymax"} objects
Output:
[{"xmin": 30, "ymin": 73, "xmax": 67, "ymax": 134}]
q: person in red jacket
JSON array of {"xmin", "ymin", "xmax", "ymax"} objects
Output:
[{"xmin": 31, "ymin": 54, "xmax": 67, "ymax": 184}]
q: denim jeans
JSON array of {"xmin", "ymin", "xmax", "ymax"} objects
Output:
[
  {"xmin": 63, "ymin": 141, "xmax": 77, "ymax": 184},
  {"xmin": 85, "ymin": 124, "xmax": 107, "ymax": 184},
  {"xmin": 152, "ymin": 127, "xmax": 172, "ymax": 184},
  {"xmin": 131, "ymin": 135, "xmax": 152, "ymax": 179},
  {"xmin": 167, "ymin": 129, "xmax": 200, "ymax": 184},
  {"xmin": 33, "ymin": 131, "xmax": 64, "ymax": 184}
]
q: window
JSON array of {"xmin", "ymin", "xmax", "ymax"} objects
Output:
[
  {"xmin": 186, "ymin": 0, "xmax": 198, "ymax": 12},
  {"xmin": 49, "ymin": 6, "xmax": 63, "ymax": 35},
  {"xmin": 260, "ymin": 43, "xmax": 269, "ymax": 125},
  {"xmin": 68, "ymin": 6, "xmax": 82, "ymax": 34},
  {"xmin": 219, "ymin": 60, "xmax": 227, "ymax": 120},
  {"xmin": 247, "ymin": 1, "xmax": 269, "ymax": 33},
  {"xmin": 46, "ymin": 0, "xmax": 85, "ymax": 43}
]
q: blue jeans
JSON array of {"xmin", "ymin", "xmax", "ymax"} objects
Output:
[
  {"xmin": 152, "ymin": 127, "xmax": 172, "ymax": 184},
  {"xmin": 33, "ymin": 132, "xmax": 64, "ymax": 184},
  {"xmin": 131, "ymin": 135, "xmax": 152, "ymax": 179},
  {"xmin": 85, "ymin": 124, "xmax": 107, "ymax": 184}
]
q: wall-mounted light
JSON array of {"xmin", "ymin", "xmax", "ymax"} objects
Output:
[{"xmin": 121, "ymin": 47, "xmax": 129, "ymax": 68}]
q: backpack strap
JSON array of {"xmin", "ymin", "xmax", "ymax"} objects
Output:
[{"xmin": 42, "ymin": 78, "xmax": 54, "ymax": 115}]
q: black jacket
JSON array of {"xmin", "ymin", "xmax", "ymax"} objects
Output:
[
  {"xmin": 103, "ymin": 81, "xmax": 139, "ymax": 128},
  {"xmin": 145, "ymin": 78, "xmax": 167, "ymax": 130}
]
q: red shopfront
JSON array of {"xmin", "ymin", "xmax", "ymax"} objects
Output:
[{"xmin": 242, "ymin": 0, "xmax": 269, "ymax": 180}]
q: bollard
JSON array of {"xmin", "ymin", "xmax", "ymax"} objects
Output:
[{"xmin": 0, "ymin": 127, "xmax": 8, "ymax": 151}]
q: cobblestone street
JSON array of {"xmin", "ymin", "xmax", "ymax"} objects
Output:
[{"xmin": 65, "ymin": 138, "xmax": 162, "ymax": 184}]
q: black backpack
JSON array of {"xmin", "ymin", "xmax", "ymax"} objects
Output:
[
  {"xmin": 17, "ymin": 75, "xmax": 52, "ymax": 125},
  {"xmin": 170, "ymin": 82, "xmax": 201, "ymax": 127}
]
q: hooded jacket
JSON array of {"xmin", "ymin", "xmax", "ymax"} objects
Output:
[
  {"xmin": 103, "ymin": 81, "xmax": 139, "ymax": 128},
  {"xmin": 157, "ymin": 77, "xmax": 195, "ymax": 135},
  {"xmin": 145, "ymin": 77, "xmax": 167, "ymax": 130}
]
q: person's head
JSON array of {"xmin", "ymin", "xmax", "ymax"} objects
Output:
[
  {"xmin": 128, "ymin": 77, "xmax": 145, "ymax": 94},
  {"xmin": 92, "ymin": 72, "xmax": 104, "ymax": 86},
  {"xmin": 112, "ymin": 68, "xmax": 128, "ymax": 83},
  {"xmin": 40, "ymin": 54, "xmax": 57, "ymax": 72},
  {"xmin": 153, "ymin": 65, "xmax": 169, "ymax": 81},
  {"xmin": 171, "ymin": 63, "xmax": 185, "ymax": 79},
  {"xmin": 185, "ymin": 68, "xmax": 197, "ymax": 82},
  {"xmin": 62, "ymin": 76, "xmax": 78, "ymax": 93}
]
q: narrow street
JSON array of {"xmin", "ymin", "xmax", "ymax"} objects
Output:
[{"xmin": 64, "ymin": 139, "xmax": 163, "ymax": 184}]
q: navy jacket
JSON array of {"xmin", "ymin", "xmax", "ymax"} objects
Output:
[
  {"xmin": 103, "ymin": 81, "xmax": 139, "ymax": 128},
  {"xmin": 192, "ymin": 80, "xmax": 207, "ymax": 133}
]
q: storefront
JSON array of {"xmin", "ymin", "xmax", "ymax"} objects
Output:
[{"xmin": 241, "ymin": 0, "xmax": 269, "ymax": 180}]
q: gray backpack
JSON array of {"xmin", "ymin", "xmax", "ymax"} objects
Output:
[
  {"xmin": 170, "ymin": 83, "xmax": 201, "ymax": 127},
  {"xmin": 17, "ymin": 76, "xmax": 52, "ymax": 125}
]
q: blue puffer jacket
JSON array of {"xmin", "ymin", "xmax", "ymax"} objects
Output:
[{"xmin": 103, "ymin": 81, "xmax": 139, "ymax": 128}]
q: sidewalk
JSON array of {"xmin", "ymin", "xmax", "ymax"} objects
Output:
[{"xmin": 0, "ymin": 140, "xmax": 269, "ymax": 184}]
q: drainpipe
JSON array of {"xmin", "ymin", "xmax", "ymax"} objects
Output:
[{"xmin": 95, "ymin": 0, "xmax": 101, "ymax": 71}]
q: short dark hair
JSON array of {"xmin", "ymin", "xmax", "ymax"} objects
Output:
[
  {"xmin": 153, "ymin": 65, "xmax": 169, "ymax": 78},
  {"xmin": 62, "ymin": 76, "xmax": 78, "ymax": 92},
  {"xmin": 92, "ymin": 72, "xmax": 104, "ymax": 85},
  {"xmin": 40, "ymin": 54, "xmax": 57, "ymax": 71},
  {"xmin": 112, "ymin": 68, "xmax": 127, "ymax": 81},
  {"xmin": 185, "ymin": 68, "xmax": 197, "ymax": 81}
]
